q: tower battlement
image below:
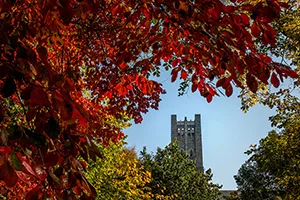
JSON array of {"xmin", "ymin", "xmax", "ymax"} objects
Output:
[{"xmin": 171, "ymin": 114, "xmax": 203, "ymax": 170}]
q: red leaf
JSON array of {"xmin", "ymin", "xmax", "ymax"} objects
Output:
[
  {"xmin": 225, "ymin": 83, "xmax": 233, "ymax": 97},
  {"xmin": 73, "ymin": 186, "xmax": 82, "ymax": 195},
  {"xmin": 0, "ymin": 161, "xmax": 18, "ymax": 187},
  {"xmin": 288, "ymin": 70, "xmax": 298, "ymax": 78},
  {"xmin": 191, "ymin": 82, "xmax": 197, "ymax": 92},
  {"xmin": 171, "ymin": 68, "xmax": 179, "ymax": 82},
  {"xmin": 206, "ymin": 94, "xmax": 212, "ymax": 103},
  {"xmin": 34, "ymin": 166, "xmax": 47, "ymax": 181},
  {"xmin": 251, "ymin": 24, "xmax": 261, "ymax": 37},
  {"xmin": 0, "ymin": 146, "xmax": 11, "ymax": 154},
  {"xmin": 72, "ymin": 108, "xmax": 87, "ymax": 126},
  {"xmin": 30, "ymin": 87, "xmax": 50, "ymax": 106},
  {"xmin": 216, "ymin": 78, "xmax": 225, "ymax": 88},
  {"xmin": 270, "ymin": 73, "xmax": 280, "ymax": 88},
  {"xmin": 16, "ymin": 171, "xmax": 33, "ymax": 182},
  {"xmin": 209, "ymin": 5, "xmax": 221, "ymax": 20},
  {"xmin": 246, "ymin": 75, "xmax": 258, "ymax": 93},
  {"xmin": 221, "ymin": 78, "xmax": 230, "ymax": 89},
  {"xmin": 16, "ymin": 153, "xmax": 36, "ymax": 176},
  {"xmin": 26, "ymin": 186, "xmax": 43, "ymax": 200},
  {"xmin": 112, "ymin": 5, "xmax": 120, "ymax": 16},
  {"xmin": 182, "ymin": 47, "xmax": 189, "ymax": 55},
  {"xmin": 181, "ymin": 70, "xmax": 188, "ymax": 80},
  {"xmin": 43, "ymin": 152, "xmax": 59, "ymax": 167},
  {"xmin": 222, "ymin": 5, "xmax": 234, "ymax": 13},
  {"xmin": 37, "ymin": 45, "xmax": 48, "ymax": 63},
  {"xmin": 172, "ymin": 59, "xmax": 180, "ymax": 67},
  {"xmin": 240, "ymin": 13, "xmax": 250, "ymax": 25}
]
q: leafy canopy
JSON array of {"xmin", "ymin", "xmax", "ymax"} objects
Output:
[
  {"xmin": 239, "ymin": 0, "xmax": 300, "ymax": 112},
  {"xmin": 140, "ymin": 142, "xmax": 221, "ymax": 200},
  {"xmin": 84, "ymin": 141, "xmax": 157, "ymax": 200},
  {"xmin": 236, "ymin": 94, "xmax": 300, "ymax": 200},
  {"xmin": 0, "ymin": 0, "xmax": 298, "ymax": 198}
]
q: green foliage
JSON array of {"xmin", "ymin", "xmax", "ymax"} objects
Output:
[
  {"xmin": 271, "ymin": 0, "xmax": 300, "ymax": 68},
  {"xmin": 224, "ymin": 191, "xmax": 241, "ymax": 200},
  {"xmin": 234, "ymin": 160, "xmax": 283, "ymax": 200},
  {"xmin": 84, "ymin": 141, "xmax": 154, "ymax": 200},
  {"xmin": 250, "ymin": 130, "xmax": 300, "ymax": 199},
  {"xmin": 140, "ymin": 141, "xmax": 221, "ymax": 200},
  {"xmin": 236, "ymin": 94, "xmax": 300, "ymax": 200}
]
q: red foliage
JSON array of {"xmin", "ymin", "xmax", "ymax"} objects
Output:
[{"xmin": 0, "ymin": 0, "xmax": 297, "ymax": 199}]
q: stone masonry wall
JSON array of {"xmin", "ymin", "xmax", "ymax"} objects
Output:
[{"xmin": 171, "ymin": 114, "xmax": 203, "ymax": 170}]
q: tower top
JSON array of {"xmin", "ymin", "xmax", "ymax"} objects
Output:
[{"xmin": 171, "ymin": 114, "xmax": 203, "ymax": 170}]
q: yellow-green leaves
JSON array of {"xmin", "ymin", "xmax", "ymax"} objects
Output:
[{"xmin": 84, "ymin": 141, "xmax": 154, "ymax": 200}]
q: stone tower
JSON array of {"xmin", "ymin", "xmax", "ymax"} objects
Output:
[{"xmin": 171, "ymin": 114, "xmax": 203, "ymax": 170}]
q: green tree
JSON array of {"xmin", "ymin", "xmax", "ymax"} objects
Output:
[
  {"xmin": 234, "ymin": 159, "xmax": 283, "ymax": 200},
  {"xmin": 250, "ymin": 130, "xmax": 300, "ymax": 199},
  {"xmin": 236, "ymin": 94, "xmax": 300, "ymax": 200},
  {"xmin": 268, "ymin": 0, "xmax": 300, "ymax": 69},
  {"xmin": 84, "ymin": 140, "xmax": 159, "ymax": 200},
  {"xmin": 140, "ymin": 141, "xmax": 220, "ymax": 200}
]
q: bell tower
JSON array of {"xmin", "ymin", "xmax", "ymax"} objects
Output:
[{"xmin": 171, "ymin": 114, "xmax": 203, "ymax": 170}]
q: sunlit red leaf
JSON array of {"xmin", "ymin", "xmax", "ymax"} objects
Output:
[
  {"xmin": 73, "ymin": 185, "xmax": 82, "ymax": 195},
  {"xmin": 172, "ymin": 59, "xmax": 180, "ymax": 67},
  {"xmin": 181, "ymin": 70, "xmax": 188, "ymax": 80}
]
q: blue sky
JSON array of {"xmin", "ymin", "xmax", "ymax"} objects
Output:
[{"xmin": 124, "ymin": 72, "xmax": 275, "ymax": 190}]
